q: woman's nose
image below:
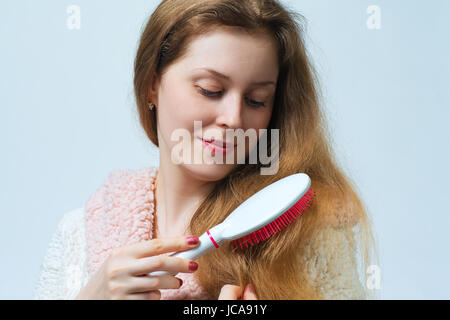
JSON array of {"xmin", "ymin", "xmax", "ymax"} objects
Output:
[{"xmin": 215, "ymin": 94, "xmax": 244, "ymax": 129}]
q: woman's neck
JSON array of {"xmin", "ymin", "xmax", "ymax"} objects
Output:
[{"xmin": 154, "ymin": 162, "xmax": 216, "ymax": 238}]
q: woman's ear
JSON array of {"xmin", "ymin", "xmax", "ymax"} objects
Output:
[{"xmin": 147, "ymin": 76, "xmax": 160, "ymax": 105}]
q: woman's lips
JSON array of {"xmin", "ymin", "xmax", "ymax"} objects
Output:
[{"xmin": 199, "ymin": 138, "xmax": 236, "ymax": 155}]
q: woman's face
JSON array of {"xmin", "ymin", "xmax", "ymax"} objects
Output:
[{"xmin": 150, "ymin": 26, "xmax": 279, "ymax": 182}]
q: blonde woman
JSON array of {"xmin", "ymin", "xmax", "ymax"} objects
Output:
[{"xmin": 34, "ymin": 0, "xmax": 377, "ymax": 300}]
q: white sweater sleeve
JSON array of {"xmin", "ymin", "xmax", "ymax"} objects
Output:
[{"xmin": 33, "ymin": 207, "xmax": 90, "ymax": 300}]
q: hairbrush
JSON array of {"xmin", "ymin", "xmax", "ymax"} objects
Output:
[{"xmin": 149, "ymin": 173, "xmax": 315, "ymax": 276}]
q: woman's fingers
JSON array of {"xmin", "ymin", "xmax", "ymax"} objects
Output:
[
  {"xmin": 243, "ymin": 284, "xmax": 258, "ymax": 300},
  {"xmin": 218, "ymin": 284, "xmax": 243, "ymax": 300},
  {"xmin": 218, "ymin": 284, "xmax": 258, "ymax": 300},
  {"xmin": 129, "ymin": 255, "xmax": 198, "ymax": 276},
  {"xmin": 125, "ymin": 290, "xmax": 161, "ymax": 300},
  {"xmin": 126, "ymin": 275, "xmax": 183, "ymax": 293},
  {"xmin": 95, "ymin": 236, "xmax": 200, "ymax": 300},
  {"xmin": 126, "ymin": 236, "xmax": 200, "ymax": 259}
]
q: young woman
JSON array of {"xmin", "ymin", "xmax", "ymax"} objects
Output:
[{"xmin": 34, "ymin": 0, "xmax": 377, "ymax": 300}]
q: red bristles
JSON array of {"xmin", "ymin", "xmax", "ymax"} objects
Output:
[{"xmin": 231, "ymin": 188, "xmax": 316, "ymax": 250}]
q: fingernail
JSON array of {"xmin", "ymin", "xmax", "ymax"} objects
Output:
[
  {"xmin": 178, "ymin": 278, "xmax": 183, "ymax": 287},
  {"xmin": 188, "ymin": 261, "xmax": 198, "ymax": 271},
  {"xmin": 186, "ymin": 236, "xmax": 199, "ymax": 245}
]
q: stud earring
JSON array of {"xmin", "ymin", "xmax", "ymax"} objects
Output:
[{"xmin": 148, "ymin": 102, "xmax": 155, "ymax": 110}]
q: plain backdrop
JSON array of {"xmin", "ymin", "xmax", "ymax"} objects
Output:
[{"xmin": 1, "ymin": 0, "xmax": 449, "ymax": 299}]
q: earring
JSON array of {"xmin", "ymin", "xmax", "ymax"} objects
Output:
[{"xmin": 148, "ymin": 102, "xmax": 155, "ymax": 110}]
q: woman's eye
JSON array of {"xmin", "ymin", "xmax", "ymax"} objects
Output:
[
  {"xmin": 246, "ymin": 98, "xmax": 265, "ymax": 107},
  {"xmin": 198, "ymin": 87, "xmax": 266, "ymax": 107},
  {"xmin": 198, "ymin": 87, "xmax": 222, "ymax": 97}
]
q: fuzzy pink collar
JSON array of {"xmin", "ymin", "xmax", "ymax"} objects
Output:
[{"xmin": 84, "ymin": 166, "xmax": 210, "ymax": 300}]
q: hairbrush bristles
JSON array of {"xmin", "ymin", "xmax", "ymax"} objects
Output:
[{"xmin": 232, "ymin": 188, "xmax": 316, "ymax": 250}]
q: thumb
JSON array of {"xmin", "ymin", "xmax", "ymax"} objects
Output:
[{"xmin": 243, "ymin": 284, "xmax": 258, "ymax": 300}]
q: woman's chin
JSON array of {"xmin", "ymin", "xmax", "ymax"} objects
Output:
[{"xmin": 182, "ymin": 162, "xmax": 237, "ymax": 182}]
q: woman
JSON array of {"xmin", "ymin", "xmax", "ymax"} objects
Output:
[{"xmin": 34, "ymin": 0, "xmax": 377, "ymax": 300}]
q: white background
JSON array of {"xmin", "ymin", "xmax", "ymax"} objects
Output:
[{"xmin": 1, "ymin": 0, "xmax": 449, "ymax": 299}]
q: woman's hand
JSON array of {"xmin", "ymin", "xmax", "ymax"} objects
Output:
[
  {"xmin": 75, "ymin": 236, "xmax": 200, "ymax": 300},
  {"xmin": 218, "ymin": 284, "xmax": 258, "ymax": 300}
]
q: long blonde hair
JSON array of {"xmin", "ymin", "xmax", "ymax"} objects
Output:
[{"xmin": 134, "ymin": 0, "xmax": 378, "ymax": 299}]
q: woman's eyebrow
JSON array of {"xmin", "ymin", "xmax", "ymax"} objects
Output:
[{"xmin": 191, "ymin": 67, "xmax": 276, "ymax": 87}]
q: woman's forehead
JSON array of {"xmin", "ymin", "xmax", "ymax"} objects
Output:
[{"xmin": 168, "ymin": 29, "xmax": 279, "ymax": 85}]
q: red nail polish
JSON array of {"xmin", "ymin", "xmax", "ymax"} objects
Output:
[
  {"xmin": 178, "ymin": 278, "xmax": 183, "ymax": 287},
  {"xmin": 187, "ymin": 236, "xmax": 199, "ymax": 245},
  {"xmin": 188, "ymin": 261, "xmax": 198, "ymax": 271}
]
